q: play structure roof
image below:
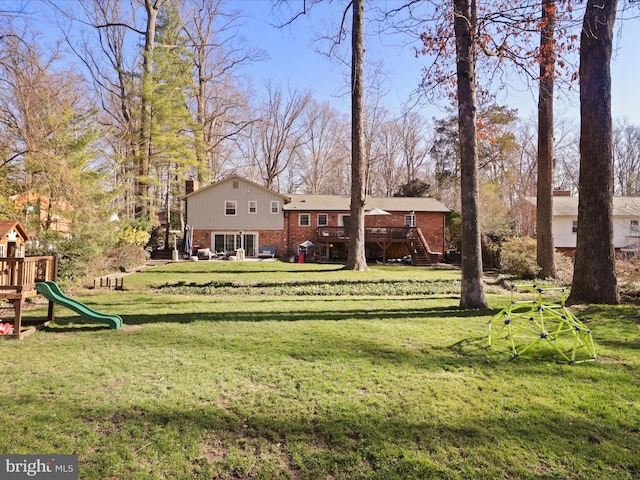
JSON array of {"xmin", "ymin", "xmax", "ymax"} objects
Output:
[{"xmin": 0, "ymin": 219, "xmax": 29, "ymax": 242}]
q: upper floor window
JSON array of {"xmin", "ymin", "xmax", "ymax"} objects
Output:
[
  {"xmin": 317, "ymin": 214, "xmax": 328, "ymax": 226},
  {"xmin": 225, "ymin": 200, "xmax": 237, "ymax": 216},
  {"xmin": 232, "ymin": 181, "xmax": 239, "ymax": 189},
  {"xmin": 631, "ymin": 220, "xmax": 639, "ymax": 232},
  {"xmin": 299, "ymin": 214, "xmax": 311, "ymax": 226},
  {"xmin": 270, "ymin": 201, "xmax": 280, "ymax": 214},
  {"xmin": 0, "ymin": 245, "xmax": 4, "ymax": 257},
  {"xmin": 405, "ymin": 214, "xmax": 416, "ymax": 227},
  {"xmin": 572, "ymin": 220, "xmax": 578, "ymax": 233},
  {"xmin": 248, "ymin": 201, "xmax": 257, "ymax": 214}
]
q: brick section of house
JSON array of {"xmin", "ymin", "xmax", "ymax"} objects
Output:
[
  {"xmin": 285, "ymin": 211, "xmax": 338, "ymax": 257},
  {"xmin": 192, "ymin": 229, "xmax": 211, "ymax": 250},
  {"xmin": 192, "ymin": 211, "xmax": 446, "ymax": 261},
  {"xmin": 284, "ymin": 210, "xmax": 446, "ymax": 260},
  {"xmin": 192, "ymin": 228, "xmax": 289, "ymax": 258},
  {"xmin": 414, "ymin": 212, "xmax": 446, "ymax": 254},
  {"xmin": 258, "ymin": 230, "xmax": 287, "ymax": 257}
]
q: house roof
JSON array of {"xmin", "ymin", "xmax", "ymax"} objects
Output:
[
  {"xmin": 184, "ymin": 175, "xmax": 450, "ymax": 213},
  {"xmin": 183, "ymin": 175, "xmax": 291, "ymax": 202},
  {"xmin": 527, "ymin": 196, "xmax": 640, "ymax": 216},
  {"xmin": 0, "ymin": 219, "xmax": 29, "ymax": 241},
  {"xmin": 284, "ymin": 194, "xmax": 450, "ymax": 213}
]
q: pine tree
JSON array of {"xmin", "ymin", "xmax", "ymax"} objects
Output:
[{"xmin": 152, "ymin": 2, "xmax": 197, "ymax": 246}]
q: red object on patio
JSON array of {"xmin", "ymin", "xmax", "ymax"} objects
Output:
[{"xmin": 0, "ymin": 323, "xmax": 13, "ymax": 335}]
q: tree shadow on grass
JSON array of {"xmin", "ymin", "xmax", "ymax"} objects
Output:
[
  {"xmin": 108, "ymin": 305, "xmax": 498, "ymax": 325},
  {"xmin": 5, "ymin": 388, "xmax": 638, "ymax": 479}
]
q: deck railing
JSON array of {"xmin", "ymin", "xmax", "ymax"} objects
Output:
[
  {"xmin": 0, "ymin": 256, "xmax": 57, "ymax": 293},
  {"xmin": 316, "ymin": 226, "xmax": 416, "ymax": 242}
]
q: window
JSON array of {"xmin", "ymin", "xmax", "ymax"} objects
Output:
[
  {"xmin": 270, "ymin": 201, "xmax": 280, "ymax": 214},
  {"xmin": 631, "ymin": 220, "xmax": 639, "ymax": 232},
  {"xmin": 0, "ymin": 245, "xmax": 4, "ymax": 257},
  {"xmin": 232, "ymin": 181, "xmax": 239, "ymax": 189},
  {"xmin": 299, "ymin": 214, "xmax": 310, "ymax": 226},
  {"xmin": 405, "ymin": 214, "xmax": 416, "ymax": 227},
  {"xmin": 317, "ymin": 214, "xmax": 328, "ymax": 226},
  {"xmin": 572, "ymin": 220, "xmax": 578, "ymax": 233},
  {"xmin": 225, "ymin": 200, "xmax": 237, "ymax": 216},
  {"xmin": 248, "ymin": 201, "xmax": 257, "ymax": 214},
  {"xmin": 214, "ymin": 233, "xmax": 241, "ymax": 253}
]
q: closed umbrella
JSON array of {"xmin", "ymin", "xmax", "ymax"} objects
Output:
[{"xmin": 183, "ymin": 224, "xmax": 192, "ymax": 257}]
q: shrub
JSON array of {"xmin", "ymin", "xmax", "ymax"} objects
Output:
[
  {"xmin": 499, "ymin": 237, "xmax": 540, "ymax": 279},
  {"xmin": 446, "ymin": 211, "xmax": 461, "ymax": 251},
  {"xmin": 118, "ymin": 225, "xmax": 151, "ymax": 247},
  {"xmin": 103, "ymin": 244, "xmax": 148, "ymax": 272},
  {"xmin": 554, "ymin": 251, "xmax": 574, "ymax": 284}
]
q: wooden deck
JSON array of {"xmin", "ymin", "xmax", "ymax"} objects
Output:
[
  {"xmin": 315, "ymin": 227, "xmax": 440, "ymax": 265},
  {"xmin": 0, "ymin": 256, "xmax": 57, "ymax": 339}
]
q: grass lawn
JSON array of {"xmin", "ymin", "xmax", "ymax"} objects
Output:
[{"xmin": 1, "ymin": 261, "xmax": 639, "ymax": 479}]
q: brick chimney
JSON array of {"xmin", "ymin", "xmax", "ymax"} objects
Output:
[
  {"xmin": 553, "ymin": 188, "xmax": 571, "ymax": 197},
  {"xmin": 185, "ymin": 179, "xmax": 199, "ymax": 195}
]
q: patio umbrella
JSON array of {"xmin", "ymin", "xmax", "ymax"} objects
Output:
[
  {"xmin": 183, "ymin": 224, "xmax": 192, "ymax": 256},
  {"xmin": 365, "ymin": 208, "xmax": 391, "ymax": 216}
]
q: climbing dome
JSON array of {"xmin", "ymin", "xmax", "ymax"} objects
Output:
[{"xmin": 488, "ymin": 285, "xmax": 597, "ymax": 364}]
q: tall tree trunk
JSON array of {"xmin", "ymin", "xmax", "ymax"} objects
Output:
[
  {"xmin": 345, "ymin": 0, "xmax": 368, "ymax": 271},
  {"xmin": 568, "ymin": 0, "xmax": 619, "ymax": 305},
  {"xmin": 137, "ymin": 0, "xmax": 162, "ymax": 221},
  {"xmin": 454, "ymin": 0, "xmax": 487, "ymax": 308},
  {"xmin": 536, "ymin": 0, "xmax": 557, "ymax": 278}
]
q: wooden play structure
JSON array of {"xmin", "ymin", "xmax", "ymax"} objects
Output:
[
  {"xmin": 0, "ymin": 220, "xmax": 58, "ymax": 338},
  {"xmin": 1, "ymin": 220, "xmax": 122, "ymax": 338}
]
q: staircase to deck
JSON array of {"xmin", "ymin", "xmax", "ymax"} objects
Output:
[{"xmin": 406, "ymin": 228, "xmax": 441, "ymax": 266}]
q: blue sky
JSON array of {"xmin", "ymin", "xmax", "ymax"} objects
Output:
[
  {"xmin": 10, "ymin": 0, "xmax": 640, "ymax": 125},
  {"xmin": 235, "ymin": 0, "xmax": 640, "ymax": 125}
]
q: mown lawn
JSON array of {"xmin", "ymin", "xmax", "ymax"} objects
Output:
[{"xmin": 1, "ymin": 262, "xmax": 639, "ymax": 479}]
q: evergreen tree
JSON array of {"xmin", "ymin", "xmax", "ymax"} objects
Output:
[{"xmin": 152, "ymin": 2, "xmax": 197, "ymax": 245}]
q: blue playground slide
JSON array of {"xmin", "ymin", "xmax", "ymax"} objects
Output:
[{"xmin": 35, "ymin": 281, "xmax": 122, "ymax": 329}]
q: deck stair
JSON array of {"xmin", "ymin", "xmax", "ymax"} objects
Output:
[{"xmin": 407, "ymin": 228, "xmax": 440, "ymax": 266}]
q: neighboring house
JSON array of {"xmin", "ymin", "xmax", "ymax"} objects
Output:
[
  {"xmin": 184, "ymin": 176, "xmax": 450, "ymax": 264},
  {"xmin": 526, "ymin": 194, "xmax": 640, "ymax": 254},
  {"xmin": 9, "ymin": 192, "xmax": 72, "ymax": 237},
  {"xmin": 0, "ymin": 220, "xmax": 29, "ymax": 258}
]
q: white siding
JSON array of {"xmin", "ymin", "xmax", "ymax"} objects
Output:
[
  {"xmin": 554, "ymin": 214, "xmax": 640, "ymax": 249},
  {"xmin": 613, "ymin": 216, "xmax": 640, "ymax": 248},
  {"xmin": 186, "ymin": 178, "xmax": 285, "ymax": 230},
  {"xmin": 553, "ymin": 216, "xmax": 577, "ymax": 248}
]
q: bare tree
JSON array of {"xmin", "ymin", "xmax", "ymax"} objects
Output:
[
  {"xmin": 183, "ymin": 0, "xmax": 263, "ymax": 185},
  {"xmin": 399, "ymin": 109, "xmax": 431, "ymax": 183},
  {"xmin": 294, "ymin": 99, "xmax": 349, "ymax": 194},
  {"xmin": 251, "ymin": 83, "xmax": 311, "ymax": 191},
  {"xmin": 0, "ymin": 32, "xmax": 104, "ymax": 231},
  {"xmin": 613, "ymin": 120, "xmax": 640, "ymax": 195},
  {"xmin": 55, "ymin": 0, "xmax": 142, "ymax": 219},
  {"xmin": 369, "ymin": 120, "xmax": 402, "ymax": 196}
]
